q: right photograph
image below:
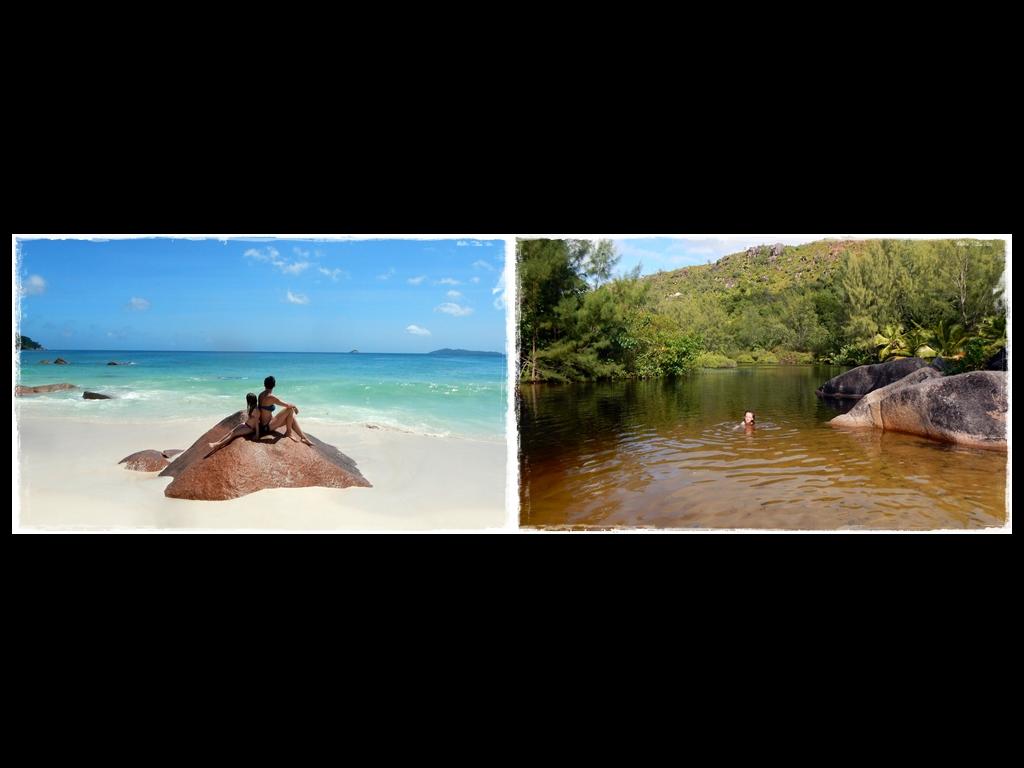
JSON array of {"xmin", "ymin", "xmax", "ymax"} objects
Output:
[{"xmin": 517, "ymin": 236, "xmax": 1009, "ymax": 530}]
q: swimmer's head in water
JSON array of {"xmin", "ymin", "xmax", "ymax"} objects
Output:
[{"xmin": 744, "ymin": 411, "xmax": 756, "ymax": 426}]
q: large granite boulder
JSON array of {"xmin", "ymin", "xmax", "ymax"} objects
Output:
[
  {"xmin": 159, "ymin": 412, "xmax": 249, "ymax": 478},
  {"xmin": 831, "ymin": 371, "xmax": 1007, "ymax": 451},
  {"xmin": 54, "ymin": 358, "xmax": 70, "ymax": 365},
  {"xmin": 817, "ymin": 358, "xmax": 930, "ymax": 399},
  {"xmin": 161, "ymin": 411, "xmax": 372, "ymax": 500},
  {"xmin": 16, "ymin": 383, "xmax": 77, "ymax": 395},
  {"xmin": 831, "ymin": 367, "xmax": 941, "ymax": 430},
  {"xmin": 119, "ymin": 450, "xmax": 171, "ymax": 472}
]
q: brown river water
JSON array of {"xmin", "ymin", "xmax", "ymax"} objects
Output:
[{"xmin": 519, "ymin": 367, "xmax": 1008, "ymax": 530}]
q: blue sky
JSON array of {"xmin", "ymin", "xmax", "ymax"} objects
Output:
[
  {"xmin": 614, "ymin": 236, "xmax": 822, "ymax": 276},
  {"xmin": 17, "ymin": 238, "xmax": 507, "ymax": 353}
]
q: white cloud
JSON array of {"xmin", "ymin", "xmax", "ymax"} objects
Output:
[
  {"xmin": 470, "ymin": 276, "xmax": 481, "ymax": 284},
  {"xmin": 21, "ymin": 274, "xmax": 46, "ymax": 296},
  {"xmin": 318, "ymin": 266, "xmax": 347, "ymax": 281},
  {"xmin": 406, "ymin": 324, "xmax": 432, "ymax": 336},
  {"xmin": 436, "ymin": 277, "xmax": 461, "ymax": 286},
  {"xmin": 457, "ymin": 240, "xmax": 486, "ymax": 247},
  {"xmin": 446, "ymin": 290, "xmax": 463, "ymax": 298},
  {"xmin": 293, "ymin": 247, "xmax": 312, "ymax": 258},
  {"xmin": 245, "ymin": 246, "xmax": 310, "ymax": 275},
  {"xmin": 492, "ymin": 273, "xmax": 506, "ymax": 310},
  {"xmin": 472, "ymin": 259, "xmax": 495, "ymax": 271},
  {"xmin": 435, "ymin": 302, "xmax": 474, "ymax": 317},
  {"xmin": 378, "ymin": 267, "xmax": 396, "ymax": 280},
  {"xmin": 128, "ymin": 297, "xmax": 150, "ymax": 311},
  {"xmin": 286, "ymin": 291, "xmax": 310, "ymax": 305},
  {"xmin": 407, "ymin": 275, "xmax": 426, "ymax": 285}
]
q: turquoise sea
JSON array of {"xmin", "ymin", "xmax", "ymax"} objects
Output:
[{"xmin": 16, "ymin": 350, "xmax": 507, "ymax": 441}]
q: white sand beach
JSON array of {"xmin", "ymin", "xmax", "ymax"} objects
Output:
[{"xmin": 15, "ymin": 415, "xmax": 506, "ymax": 531}]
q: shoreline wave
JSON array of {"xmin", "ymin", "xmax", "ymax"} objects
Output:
[{"xmin": 15, "ymin": 404, "xmax": 504, "ymax": 444}]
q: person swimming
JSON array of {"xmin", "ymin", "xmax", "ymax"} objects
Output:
[{"xmin": 734, "ymin": 410, "xmax": 756, "ymax": 432}]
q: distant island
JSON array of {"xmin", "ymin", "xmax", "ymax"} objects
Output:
[
  {"xmin": 350, "ymin": 350, "xmax": 360, "ymax": 354},
  {"xmin": 428, "ymin": 348, "xmax": 504, "ymax": 357},
  {"xmin": 16, "ymin": 334, "xmax": 44, "ymax": 350}
]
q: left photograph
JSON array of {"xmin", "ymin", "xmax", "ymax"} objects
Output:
[{"xmin": 14, "ymin": 236, "xmax": 508, "ymax": 530}]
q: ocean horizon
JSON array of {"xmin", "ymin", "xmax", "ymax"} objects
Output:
[{"xmin": 16, "ymin": 349, "xmax": 507, "ymax": 441}]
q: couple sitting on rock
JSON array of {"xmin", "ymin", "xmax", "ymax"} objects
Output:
[{"xmin": 205, "ymin": 376, "xmax": 313, "ymax": 458}]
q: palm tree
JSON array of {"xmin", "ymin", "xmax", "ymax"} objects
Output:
[
  {"xmin": 875, "ymin": 324, "xmax": 905, "ymax": 361},
  {"xmin": 921, "ymin": 319, "xmax": 974, "ymax": 358},
  {"xmin": 875, "ymin": 324, "xmax": 933, "ymax": 361},
  {"xmin": 979, "ymin": 315, "xmax": 1007, "ymax": 346}
]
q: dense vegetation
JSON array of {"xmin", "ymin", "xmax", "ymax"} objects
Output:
[
  {"xmin": 518, "ymin": 238, "xmax": 1006, "ymax": 383},
  {"xmin": 16, "ymin": 334, "xmax": 43, "ymax": 350}
]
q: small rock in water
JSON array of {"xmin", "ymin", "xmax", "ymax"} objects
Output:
[
  {"xmin": 83, "ymin": 391, "xmax": 112, "ymax": 400},
  {"xmin": 16, "ymin": 383, "xmax": 77, "ymax": 396}
]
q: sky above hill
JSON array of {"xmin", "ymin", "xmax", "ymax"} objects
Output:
[{"xmin": 613, "ymin": 237, "xmax": 823, "ymax": 276}]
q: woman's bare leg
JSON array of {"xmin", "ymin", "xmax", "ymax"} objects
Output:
[
  {"xmin": 270, "ymin": 407, "xmax": 296, "ymax": 440},
  {"xmin": 270, "ymin": 407, "xmax": 311, "ymax": 444},
  {"xmin": 205, "ymin": 424, "xmax": 254, "ymax": 457},
  {"xmin": 287, "ymin": 412, "xmax": 313, "ymax": 445}
]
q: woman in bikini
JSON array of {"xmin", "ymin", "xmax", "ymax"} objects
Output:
[
  {"xmin": 204, "ymin": 378, "xmax": 313, "ymax": 458},
  {"xmin": 205, "ymin": 393, "xmax": 261, "ymax": 457},
  {"xmin": 257, "ymin": 375, "xmax": 313, "ymax": 446}
]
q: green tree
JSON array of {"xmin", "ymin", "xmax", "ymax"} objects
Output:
[
  {"xmin": 922, "ymin": 319, "xmax": 974, "ymax": 358},
  {"xmin": 940, "ymin": 240, "xmax": 1005, "ymax": 329},
  {"xmin": 16, "ymin": 334, "xmax": 43, "ymax": 350},
  {"xmin": 839, "ymin": 240, "xmax": 913, "ymax": 346},
  {"xmin": 874, "ymin": 324, "xmax": 932, "ymax": 361},
  {"xmin": 518, "ymin": 239, "xmax": 586, "ymax": 382},
  {"xmin": 780, "ymin": 292, "xmax": 827, "ymax": 352},
  {"xmin": 570, "ymin": 239, "xmax": 619, "ymax": 290},
  {"xmin": 661, "ymin": 292, "xmax": 733, "ymax": 353},
  {"xmin": 902, "ymin": 241, "xmax": 952, "ymax": 328}
]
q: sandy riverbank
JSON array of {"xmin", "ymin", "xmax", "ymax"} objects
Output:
[{"xmin": 15, "ymin": 415, "xmax": 506, "ymax": 530}]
